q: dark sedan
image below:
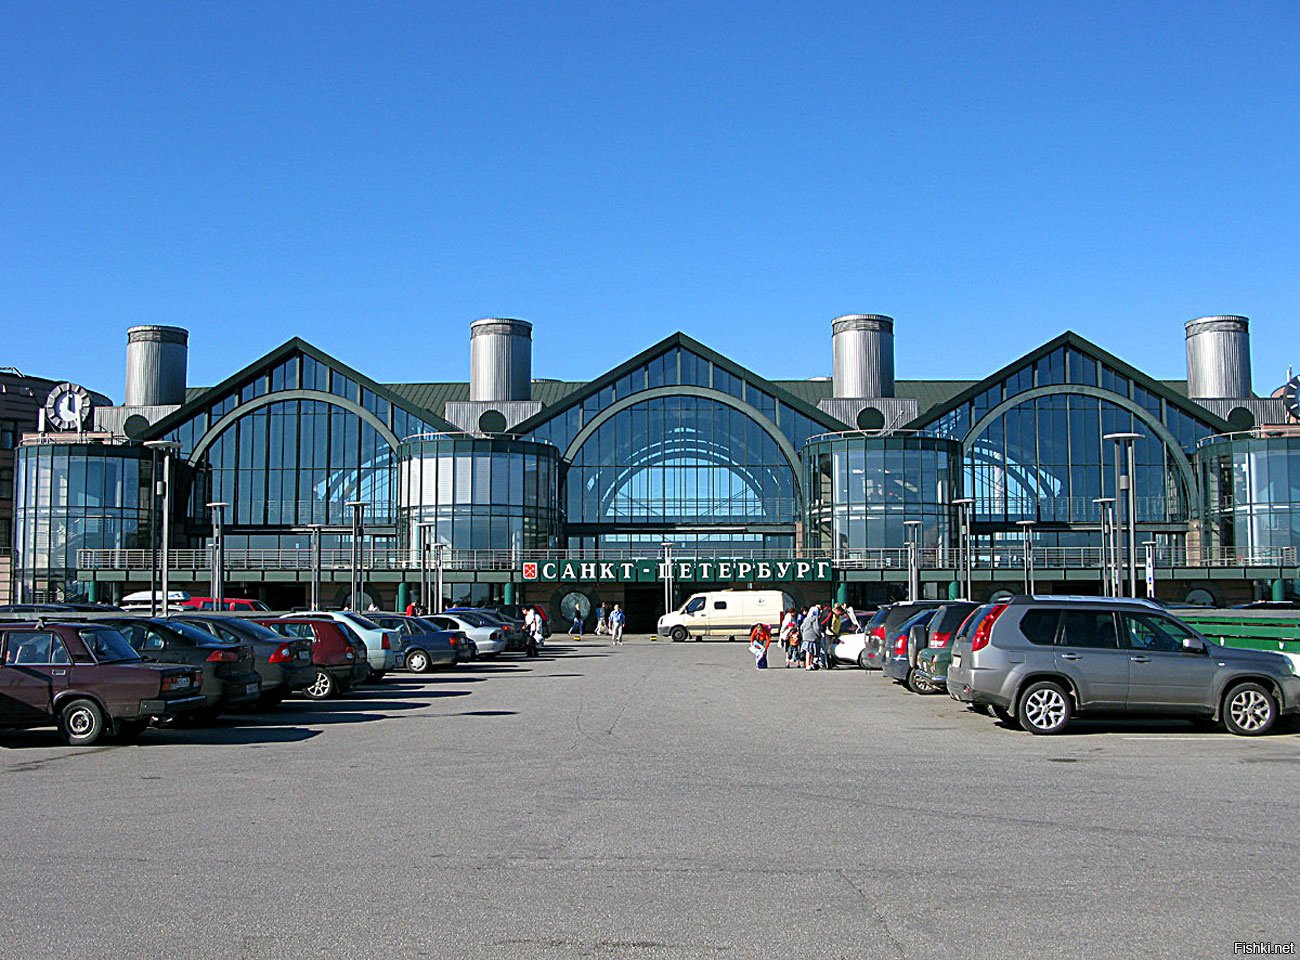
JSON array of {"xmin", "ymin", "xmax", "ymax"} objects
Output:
[
  {"xmin": 370, "ymin": 615, "xmax": 461, "ymax": 673},
  {"xmin": 170, "ymin": 614, "xmax": 314, "ymax": 706},
  {"xmin": 0, "ymin": 622, "xmax": 205, "ymax": 744},
  {"xmin": 98, "ymin": 617, "xmax": 262, "ymax": 720}
]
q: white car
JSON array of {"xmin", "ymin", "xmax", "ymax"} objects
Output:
[
  {"xmin": 830, "ymin": 630, "xmax": 868, "ymax": 667},
  {"xmin": 295, "ymin": 611, "xmax": 401, "ymax": 678},
  {"xmin": 426, "ymin": 613, "xmax": 508, "ymax": 657}
]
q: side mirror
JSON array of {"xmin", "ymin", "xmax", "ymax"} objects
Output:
[{"xmin": 1182, "ymin": 637, "xmax": 1206, "ymax": 654}]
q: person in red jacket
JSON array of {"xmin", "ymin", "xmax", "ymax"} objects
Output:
[{"xmin": 749, "ymin": 622, "xmax": 773, "ymax": 670}]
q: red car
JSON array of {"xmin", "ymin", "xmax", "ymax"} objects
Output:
[
  {"xmin": 178, "ymin": 597, "xmax": 271, "ymax": 612},
  {"xmin": 0, "ymin": 622, "xmax": 205, "ymax": 745},
  {"xmin": 254, "ymin": 617, "xmax": 367, "ymax": 699}
]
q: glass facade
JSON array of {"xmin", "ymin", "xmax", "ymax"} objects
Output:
[
  {"xmin": 397, "ymin": 436, "xmax": 562, "ymax": 550},
  {"xmin": 920, "ymin": 343, "xmax": 1217, "ymax": 548},
  {"xmin": 804, "ymin": 435, "xmax": 961, "ymax": 551},
  {"xmin": 155, "ymin": 349, "xmax": 446, "ymax": 549},
  {"xmin": 1198, "ymin": 434, "xmax": 1300, "ymax": 553},
  {"xmin": 557, "ymin": 393, "xmax": 801, "ymax": 549},
  {"xmin": 12, "ymin": 444, "xmax": 203, "ymax": 601}
]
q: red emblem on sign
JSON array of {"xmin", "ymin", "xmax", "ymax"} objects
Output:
[{"xmin": 523, "ymin": 562, "xmax": 538, "ymax": 580}]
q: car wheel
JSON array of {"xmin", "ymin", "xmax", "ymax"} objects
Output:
[
  {"xmin": 908, "ymin": 670, "xmax": 932, "ymax": 694},
  {"xmin": 670, "ymin": 626, "xmax": 688, "ymax": 642},
  {"xmin": 406, "ymin": 649, "xmax": 431, "ymax": 674},
  {"xmin": 990, "ymin": 703, "xmax": 1015, "ymax": 724},
  {"xmin": 1017, "ymin": 681, "xmax": 1072, "ymax": 735},
  {"xmin": 857, "ymin": 651, "xmax": 871, "ymax": 670},
  {"xmin": 1223, "ymin": 682, "xmax": 1278, "ymax": 736},
  {"xmin": 59, "ymin": 698, "xmax": 106, "ymax": 746},
  {"xmin": 113, "ymin": 719, "xmax": 149, "ymax": 742},
  {"xmin": 303, "ymin": 669, "xmax": 337, "ymax": 700}
]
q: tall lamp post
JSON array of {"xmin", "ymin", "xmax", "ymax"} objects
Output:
[
  {"xmin": 1092, "ymin": 497, "xmax": 1115, "ymax": 597},
  {"xmin": 661, "ymin": 541, "xmax": 674, "ymax": 618},
  {"xmin": 953, "ymin": 497, "xmax": 974, "ymax": 599},
  {"xmin": 904, "ymin": 519, "xmax": 922, "ymax": 602},
  {"xmin": 206, "ymin": 501, "xmax": 229, "ymax": 606},
  {"xmin": 345, "ymin": 500, "xmax": 366, "ymax": 611},
  {"xmin": 415, "ymin": 520, "xmax": 437, "ymax": 613},
  {"xmin": 1104, "ymin": 432, "xmax": 1142, "ymax": 597},
  {"xmin": 1015, "ymin": 519, "xmax": 1036, "ymax": 595},
  {"xmin": 144, "ymin": 440, "xmax": 181, "ymax": 615}
]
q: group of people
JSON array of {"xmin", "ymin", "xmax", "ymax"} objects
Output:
[
  {"xmin": 750, "ymin": 603, "xmax": 862, "ymax": 670},
  {"xmin": 592, "ymin": 602, "xmax": 627, "ymax": 645}
]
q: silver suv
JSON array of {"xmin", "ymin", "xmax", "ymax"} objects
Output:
[{"xmin": 946, "ymin": 596, "xmax": 1300, "ymax": 736}]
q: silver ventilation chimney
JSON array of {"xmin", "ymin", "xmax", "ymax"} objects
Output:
[
  {"xmin": 124, "ymin": 325, "xmax": 189, "ymax": 407},
  {"xmin": 832, "ymin": 314, "xmax": 895, "ymax": 398},
  {"xmin": 469, "ymin": 318, "xmax": 532, "ymax": 402},
  {"xmin": 1186, "ymin": 315, "xmax": 1251, "ymax": 399}
]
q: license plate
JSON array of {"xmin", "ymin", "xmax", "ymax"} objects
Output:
[
  {"xmin": 174, "ymin": 677, "xmax": 190, "ymax": 690},
  {"xmin": 246, "ymin": 682, "xmax": 260, "ymax": 696},
  {"xmin": 952, "ymin": 655, "xmax": 962, "ymax": 668},
  {"xmin": 297, "ymin": 651, "xmax": 310, "ymax": 661}
]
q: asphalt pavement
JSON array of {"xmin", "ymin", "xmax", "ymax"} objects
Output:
[{"xmin": 2, "ymin": 637, "xmax": 1297, "ymax": 960}]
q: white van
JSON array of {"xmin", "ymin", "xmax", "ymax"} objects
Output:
[
  {"xmin": 120, "ymin": 589, "xmax": 191, "ymax": 613},
  {"xmin": 657, "ymin": 590, "xmax": 794, "ymax": 642}
]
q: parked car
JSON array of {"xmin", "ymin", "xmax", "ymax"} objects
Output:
[
  {"xmin": 287, "ymin": 612, "xmax": 400, "ymax": 680},
  {"xmin": 946, "ymin": 595, "xmax": 1300, "ymax": 735},
  {"xmin": 418, "ymin": 617, "xmax": 477, "ymax": 660},
  {"xmin": 861, "ymin": 601, "xmax": 949, "ymax": 669},
  {"xmin": 425, "ymin": 613, "xmax": 507, "ymax": 657},
  {"xmin": 177, "ymin": 596, "xmax": 271, "ymax": 612},
  {"xmin": 899, "ymin": 601, "xmax": 979, "ymax": 693},
  {"xmin": 913, "ymin": 606, "xmax": 984, "ymax": 695},
  {"xmin": 826, "ymin": 608, "xmax": 877, "ymax": 667},
  {"xmin": 170, "ymin": 614, "xmax": 315, "ymax": 705},
  {"xmin": 882, "ymin": 609, "xmax": 940, "ymax": 686},
  {"xmin": 369, "ymin": 614, "xmax": 461, "ymax": 673},
  {"xmin": 97, "ymin": 617, "xmax": 262, "ymax": 718},
  {"xmin": 0, "ymin": 621, "xmax": 205, "ymax": 744},
  {"xmin": 254, "ymin": 617, "xmax": 365, "ymax": 699},
  {"xmin": 448, "ymin": 607, "xmax": 524, "ymax": 648}
]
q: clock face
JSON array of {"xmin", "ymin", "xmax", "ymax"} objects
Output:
[
  {"xmin": 1286, "ymin": 376, "xmax": 1300, "ymax": 422},
  {"xmin": 44, "ymin": 382, "xmax": 92, "ymax": 431}
]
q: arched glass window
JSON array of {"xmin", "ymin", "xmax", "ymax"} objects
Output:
[
  {"xmin": 202, "ymin": 399, "xmax": 395, "ymax": 530},
  {"xmin": 565, "ymin": 395, "xmax": 798, "ymax": 528},
  {"xmin": 967, "ymin": 394, "xmax": 1189, "ymax": 527}
]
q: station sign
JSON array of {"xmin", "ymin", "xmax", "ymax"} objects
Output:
[{"xmin": 521, "ymin": 558, "xmax": 834, "ymax": 583}]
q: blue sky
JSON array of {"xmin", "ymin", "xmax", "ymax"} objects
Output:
[{"xmin": 2, "ymin": 1, "xmax": 1297, "ymax": 400}]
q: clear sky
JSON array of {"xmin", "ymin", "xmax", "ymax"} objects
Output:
[{"xmin": 2, "ymin": 1, "xmax": 1297, "ymax": 401}]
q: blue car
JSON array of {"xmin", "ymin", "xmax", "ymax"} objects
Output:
[{"xmin": 882, "ymin": 608, "xmax": 938, "ymax": 686}]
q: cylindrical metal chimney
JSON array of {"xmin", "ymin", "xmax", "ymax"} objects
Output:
[
  {"xmin": 125, "ymin": 325, "xmax": 189, "ymax": 406},
  {"xmin": 469, "ymin": 318, "xmax": 532, "ymax": 402},
  {"xmin": 832, "ymin": 314, "xmax": 895, "ymax": 398},
  {"xmin": 1185, "ymin": 315, "xmax": 1251, "ymax": 399}
]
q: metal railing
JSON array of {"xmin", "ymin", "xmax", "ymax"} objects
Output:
[{"xmin": 76, "ymin": 544, "xmax": 1300, "ymax": 573}]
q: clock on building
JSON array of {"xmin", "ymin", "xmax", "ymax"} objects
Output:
[
  {"xmin": 44, "ymin": 382, "xmax": 93, "ymax": 432},
  {"xmin": 1285, "ymin": 375, "xmax": 1300, "ymax": 422}
]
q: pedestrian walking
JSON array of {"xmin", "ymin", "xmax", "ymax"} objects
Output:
[
  {"xmin": 595, "ymin": 602, "xmax": 608, "ymax": 636},
  {"xmin": 780, "ymin": 608, "xmax": 798, "ymax": 667},
  {"xmin": 524, "ymin": 607, "xmax": 542, "ymax": 657},
  {"xmin": 749, "ymin": 622, "xmax": 773, "ymax": 669},
  {"xmin": 570, "ymin": 610, "xmax": 585, "ymax": 639},
  {"xmin": 610, "ymin": 604, "xmax": 626, "ymax": 645},
  {"xmin": 800, "ymin": 604, "xmax": 822, "ymax": 670}
]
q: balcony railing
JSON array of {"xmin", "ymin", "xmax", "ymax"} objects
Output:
[{"xmin": 75, "ymin": 544, "xmax": 1300, "ymax": 573}]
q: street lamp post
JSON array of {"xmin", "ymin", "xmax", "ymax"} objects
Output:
[
  {"xmin": 434, "ymin": 542, "xmax": 446, "ymax": 614},
  {"xmin": 1092, "ymin": 497, "xmax": 1115, "ymax": 597},
  {"xmin": 1015, "ymin": 519, "xmax": 1036, "ymax": 595},
  {"xmin": 144, "ymin": 440, "xmax": 181, "ymax": 614},
  {"xmin": 415, "ymin": 521, "xmax": 437, "ymax": 613},
  {"xmin": 306, "ymin": 525, "xmax": 323, "ymax": 610},
  {"xmin": 1104, "ymin": 432, "xmax": 1142, "ymax": 597},
  {"xmin": 904, "ymin": 520, "xmax": 922, "ymax": 602},
  {"xmin": 206, "ymin": 501, "xmax": 229, "ymax": 606},
  {"xmin": 953, "ymin": 497, "xmax": 974, "ymax": 599},
  {"xmin": 345, "ymin": 500, "xmax": 366, "ymax": 611},
  {"xmin": 661, "ymin": 541, "xmax": 674, "ymax": 618}
]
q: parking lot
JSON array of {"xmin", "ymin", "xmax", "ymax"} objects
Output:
[{"xmin": 3, "ymin": 636, "xmax": 1297, "ymax": 960}]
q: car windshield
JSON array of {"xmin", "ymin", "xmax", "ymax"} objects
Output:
[
  {"xmin": 452, "ymin": 612, "xmax": 489, "ymax": 627},
  {"xmin": 77, "ymin": 627, "xmax": 143, "ymax": 663},
  {"xmin": 342, "ymin": 613, "xmax": 381, "ymax": 631},
  {"xmin": 199, "ymin": 618, "xmax": 281, "ymax": 641},
  {"xmin": 162, "ymin": 619, "xmax": 234, "ymax": 645}
]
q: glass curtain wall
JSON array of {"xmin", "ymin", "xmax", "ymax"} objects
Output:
[
  {"xmin": 1198, "ymin": 434, "xmax": 1300, "ymax": 555},
  {"xmin": 803, "ymin": 435, "xmax": 961, "ymax": 552},
  {"xmin": 562, "ymin": 394, "xmax": 799, "ymax": 550},
  {"xmin": 12, "ymin": 444, "xmax": 202, "ymax": 602},
  {"xmin": 397, "ymin": 436, "xmax": 562, "ymax": 551}
]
